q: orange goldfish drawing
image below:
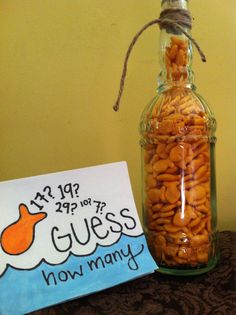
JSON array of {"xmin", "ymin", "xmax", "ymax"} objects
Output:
[{"xmin": 0, "ymin": 203, "xmax": 47, "ymax": 255}]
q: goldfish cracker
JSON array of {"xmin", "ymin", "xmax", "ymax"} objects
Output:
[
  {"xmin": 185, "ymin": 185, "xmax": 206, "ymax": 204},
  {"xmin": 196, "ymin": 205, "xmax": 209, "ymax": 214},
  {"xmin": 150, "ymin": 154, "xmax": 159, "ymax": 165},
  {"xmin": 160, "ymin": 186, "xmax": 167, "ymax": 203},
  {"xmin": 151, "ymin": 212, "xmax": 160, "ymax": 220},
  {"xmin": 192, "ymin": 143, "xmax": 209, "ymax": 159},
  {"xmin": 168, "ymin": 43, "xmax": 178, "ymax": 60},
  {"xmin": 177, "ymin": 94, "xmax": 190, "ymax": 105},
  {"xmin": 169, "ymin": 143, "xmax": 185, "ymax": 162},
  {"xmin": 156, "ymin": 142, "xmax": 167, "ymax": 157},
  {"xmin": 191, "ymin": 139, "xmax": 208, "ymax": 150},
  {"xmin": 165, "ymin": 141, "xmax": 177, "ymax": 154},
  {"xmin": 159, "ymin": 201, "xmax": 181, "ymax": 212},
  {"xmin": 162, "ymin": 105, "xmax": 176, "ymax": 117},
  {"xmin": 144, "ymin": 150, "xmax": 153, "ymax": 164},
  {"xmin": 173, "ymin": 205, "xmax": 197, "ymax": 227},
  {"xmin": 147, "ymin": 188, "xmax": 162, "ymax": 203},
  {"xmin": 156, "ymin": 174, "xmax": 180, "ymax": 182},
  {"xmin": 186, "ymin": 156, "xmax": 205, "ymax": 174},
  {"xmin": 184, "ymin": 173, "xmax": 194, "ymax": 182},
  {"xmin": 152, "ymin": 203, "xmax": 163, "ymax": 211},
  {"xmin": 167, "ymin": 231, "xmax": 189, "ymax": 245},
  {"xmin": 165, "ymin": 182, "xmax": 180, "ymax": 204},
  {"xmin": 158, "ymin": 210, "xmax": 175, "ymax": 218},
  {"xmin": 178, "ymin": 246, "xmax": 192, "ymax": 259},
  {"xmin": 190, "ymin": 229, "xmax": 209, "ymax": 246},
  {"xmin": 176, "ymin": 49, "xmax": 185, "ymax": 66},
  {"xmin": 171, "ymin": 35, "xmax": 188, "ymax": 48},
  {"xmin": 191, "ymin": 197, "xmax": 207, "ymax": 206},
  {"xmin": 188, "ymin": 216, "xmax": 202, "ymax": 228},
  {"xmin": 164, "ymin": 224, "xmax": 188, "ymax": 233},
  {"xmin": 164, "ymin": 243, "xmax": 179, "ymax": 257},
  {"xmin": 194, "ymin": 165, "xmax": 208, "ymax": 180},
  {"xmin": 178, "ymin": 99, "xmax": 194, "ymax": 112},
  {"xmin": 155, "ymin": 218, "xmax": 171, "ymax": 225},
  {"xmin": 163, "ymin": 113, "xmax": 183, "ymax": 123},
  {"xmin": 192, "ymin": 219, "xmax": 207, "ymax": 235},
  {"xmin": 174, "ymin": 159, "xmax": 187, "ymax": 170},
  {"xmin": 146, "ymin": 174, "xmax": 157, "ymax": 188},
  {"xmin": 146, "ymin": 206, "xmax": 153, "ymax": 219},
  {"xmin": 158, "ymin": 120, "xmax": 174, "ymax": 135},
  {"xmin": 155, "ymin": 225, "xmax": 166, "ymax": 232},
  {"xmin": 145, "ymin": 163, "xmax": 153, "ymax": 174},
  {"xmin": 165, "ymin": 165, "xmax": 179, "ymax": 174},
  {"xmin": 148, "ymin": 220, "xmax": 158, "ymax": 230},
  {"xmin": 182, "ymin": 178, "xmax": 206, "ymax": 190},
  {"xmin": 159, "ymin": 149, "xmax": 169, "ymax": 159},
  {"xmin": 153, "ymin": 159, "xmax": 174, "ymax": 174}
]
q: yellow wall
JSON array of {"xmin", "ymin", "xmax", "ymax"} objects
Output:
[{"xmin": 0, "ymin": 0, "xmax": 235, "ymax": 231}]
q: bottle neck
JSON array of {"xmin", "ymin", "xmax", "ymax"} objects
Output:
[
  {"xmin": 157, "ymin": 0, "xmax": 195, "ymax": 92},
  {"xmin": 161, "ymin": 0, "xmax": 188, "ymax": 10}
]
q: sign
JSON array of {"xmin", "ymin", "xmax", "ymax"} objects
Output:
[{"xmin": 0, "ymin": 161, "xmax": 157, "ymax": 315}]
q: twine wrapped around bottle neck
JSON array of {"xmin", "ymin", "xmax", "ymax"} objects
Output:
[
  {"xmin": 159, "ymin": 8, "xmax": 191, "ymax": 33},
  {"xmin": 113, "ymin": 7, "xmax": 206, "ymax": 112}
]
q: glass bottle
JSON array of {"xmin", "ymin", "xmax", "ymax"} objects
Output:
[{"xmin": 140, "ymin": 0, "xmax": 219, "ymax": 275}]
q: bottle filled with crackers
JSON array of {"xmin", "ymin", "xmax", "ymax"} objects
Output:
[{"xmin": 140, "ymin": 0, "xmax": 219, "ymax": 275}]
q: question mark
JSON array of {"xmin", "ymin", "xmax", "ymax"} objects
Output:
[
  {"xmin": 71, "ymin": 203, "xmax": 78, "ymax": 215},
  {"xmin": 43, "ymin": 186, "xmax": 55, "ymax": 199},
  {"xmin": 100, "ymin": 202, "xmax": 106, "ymax": 214},
  {"xmin": 73, "ymin": 183, "xmax": 80, "ymax": 197}
]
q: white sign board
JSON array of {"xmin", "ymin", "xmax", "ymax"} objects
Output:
[{"xmin": 0, "ymin": 161, "xmax": 157, "ymax": 315}]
